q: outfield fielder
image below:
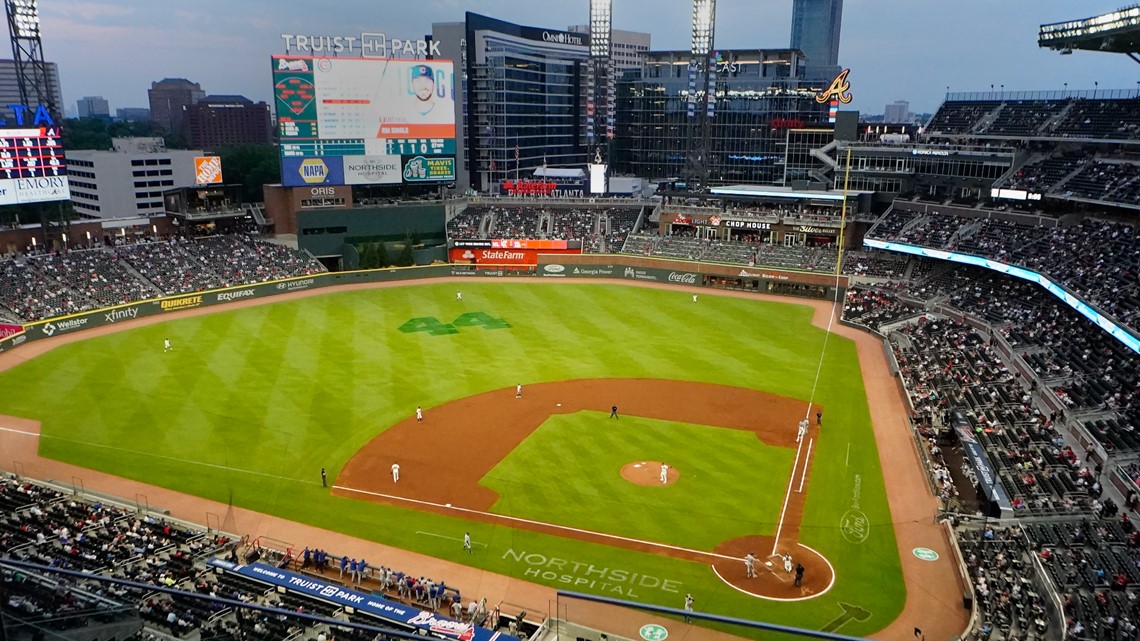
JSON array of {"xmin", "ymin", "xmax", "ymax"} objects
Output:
[
  {"xmin": 659, "ymin": 463, "xmax": 669, "ymax": 484},
  {"xmin": 391, "ymin": 462, "xmax": 400, "ymax": 483},
  {"xmin": 456, "ymin": 291, "xmax": 463, "ymax": 301},
  {"xmin": 164, "ymin": 338, "xmax": 171, "ymax": 352}
]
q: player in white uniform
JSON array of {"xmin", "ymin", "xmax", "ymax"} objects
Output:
[
  {"xmin": 659, "ymin": 463, "xmax": 670, "ymax": 484},
  {"xmin": 416, "ymin": 406, "xmax": 423, "ymax": 423},
  {"xmin": 516, "ymin": 384, "xmax": 522, "ymax": 399},
  {"xmin": 391, "ymin": 462, "xmax": 400, "ymax": 483},
  {"xmin": 692, "ymin": 294, "xmax": 698, "ymax": 303},
  {"xmin": 463, "ymin": 532, "xmax": 472, "ymax": 553},
  {"xmin": 164, "ymin": 338, "xmax": 171, "ymax": 352},
  {"xmin": 456, "ymin": 291, "xmax": 462, "ymax": 301},
  {"xmin": 783, "ymin": 554, "xmax": 793, "ymax": 574},
  {"xmin": 744, "ymin": 552, "xmax": 757, "ymax": 578},
  {"xmin": 797, "ymin": 420, "xmax": 807, "ymax": 443}
]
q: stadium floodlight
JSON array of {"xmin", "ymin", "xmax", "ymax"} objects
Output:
[
  {"xmin": 691, "ymin": 0, "xmax": 715, "ymax": 56},
  {"xmin": 9, "ymin": 0, "xmax": 37, "ymax": 38},
  {"xmin": 589, "ymin": 0, "xmax": 611, "ymax": 59}
]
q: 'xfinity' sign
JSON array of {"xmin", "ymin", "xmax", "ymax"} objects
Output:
[{"xmin": 280, "ymin": 32, "xmax": 441, "ymax": 58}]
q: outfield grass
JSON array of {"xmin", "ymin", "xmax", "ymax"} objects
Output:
[
  {"xmin": 0, "ymin": 282, "xmax": 904, "ymax": 634},
  {"xmin": 482, "ymin": 412, "xmax": 796, "ymax": 549}
]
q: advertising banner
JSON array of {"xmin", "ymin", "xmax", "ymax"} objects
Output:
[
  {"xmin": 0, "ymin": 330, "xmax": 24, "ymax": 355},
  {"xmin": 950, "ymin": 411, "xmax": 1013, "ymax": 518},
  {"xmin": 205, "ymin": 559, "xmax": 514, "ymax": 641},
  {"xmin": 449, "ymin": 247, "xmax": 582, "ymax": 265},
  {"xmin": 194, "ymin": 157, "xmax": 224, "ymax": 185},
  {"xmin": 282, "ymin": 156, "xmax": 346, "ymax": 188},
  {"xmin": 343, "ymin": 155, "xmax": 402, "ymax": 185},
  {"xmin": 402, "ymin": 155, "xmax": 455, "ymax": 182},
  {"xmin": 0, "ymin": 323, "xmax": 22, "ymax": 339}
]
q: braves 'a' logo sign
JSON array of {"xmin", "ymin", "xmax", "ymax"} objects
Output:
[{"xmin": 815, "ymin": 68, "xmax": 853, "ymax": 104}]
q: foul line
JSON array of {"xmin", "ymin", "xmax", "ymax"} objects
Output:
[
  {"xmin": 335, "ymin": 484, "xmax": 739, "ymax": 562},
  {"xmin": 770, "ymin": 435, "xmax": 805, "ymax": 555},
  {"xmin": 797, "ymin": 438, "xmax": 813, "ymax": 493},
  {"xmin": 415, "ymin": 531, "xmax": 488, "ymax": 547},
  {"xmin": 0, "ymin": 423, "xmax": 313, "ymax": 485}
]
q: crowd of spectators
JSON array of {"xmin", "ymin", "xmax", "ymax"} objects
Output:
[
  {"xmin": 841, "ymin": 288, "xmax": 920, "ymax": 331},
  {"xmin": 0, "ymin": 474, "xmax": 529, "ymax": 641},
  {"xmin": 1061, "ymin": 161, "xmax": 1140, "ymax": 205},
  {"xmin": 1003, "ymin": 152, "xmax": 1090, "ymax": 194},
  {"xmin": 959, "ymin": 525, "xmax": 1053, "ymax": 640},
  {"xmin": 0, "ymin": 235, "xmax": 326, "ymax": 322},
  {"xmin": 867, "ymin": 213, "xmax": 1140, "ymax": 335},
  {"xmin": 926, "ymin": 97, "xmax": 1140, "ymax": 140}
]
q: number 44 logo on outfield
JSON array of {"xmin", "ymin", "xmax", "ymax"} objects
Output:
[{"xmin": 398, "ymin": 312, "xmax": 511, "ymax": 336}]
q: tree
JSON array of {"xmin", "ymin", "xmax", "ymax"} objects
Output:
[
  {"xmin": 217, "ymin": 144, "xmax": 280, "ymax": 203},
  {"xmin": 62, "ymin": 118, "xmax": 187, "ymax": 151},
  {"xmin": 357, "ymin": 243, "xmax": 374, "ymax": 270},
  {"xmin": 396, "ymin": 243, "xmax": 414, "ymax": 267},
  {"xmin": 375, "ymin": 242, "xmax": 389, "ymax": 268}
]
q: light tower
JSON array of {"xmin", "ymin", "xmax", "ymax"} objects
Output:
[
  {"xmin": 5, "ymin": 0, "xmax": 66, "ymax": 246},
  {"xmin": 683, "ymin": 0, "xmax": 716, "ymax": 190},
  {"xmin": 588, "ymin": 0, "xmax": 613, "ymax": 153},
  {"xmin": 6, "ymin": 0, "xmax": 56, "ymax": 120}
]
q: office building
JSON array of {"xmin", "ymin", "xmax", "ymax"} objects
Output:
[
  {"xmin": 433, "ymin": 13, "xmax": 592, "ymax": 192},
  {"xmin": 184, "ymin": 95, "xmax": 272, "ymax": 150},
  {"xmin": 76, "ymin": 96, "xmax": 110, "ymax": 119},
  {"xmin": 612, "ymin": 49, "xmax": 831, "ymax": 185},
  {"xmin": 67, "ymin": 137, "xmax": 206, "ymax": 218},
  {"xmin": 116, "ymin": 107, "xmax": 152, "ymax": 122},
  {"xmin": 790, "ymin": 0, "xmax": 844, "ymax": 80},
  {"xmin": 568, "ymin": 25, "xmax": 651, "ymax": 74},
  {"xmin": 884, "ymin": 100, "xmax": 910, "ymax": 123},
  {"xmin": 148, "ymin": 78, "xmax": 205, "ymax": 134},
  {"xmin": 0, "ymin": 59, "xmax": 64, "ymax": 117}
]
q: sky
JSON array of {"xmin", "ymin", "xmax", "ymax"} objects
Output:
[{"xmin": 40, "ymin": 0, "xmax": 1140, "ymax": 117}]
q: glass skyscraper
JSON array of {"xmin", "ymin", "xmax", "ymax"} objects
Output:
[{"xmin": 789, "ymin": 0, "xmax": 844, "ymax": 80}]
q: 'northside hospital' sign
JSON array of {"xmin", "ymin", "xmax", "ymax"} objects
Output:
[{"xmin": 207, "ymin": 559, "xmax": 516, "ymax": 641}]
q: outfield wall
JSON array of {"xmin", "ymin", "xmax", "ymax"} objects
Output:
[{"xmin": 8, "ymin": 257, "xmax": 846, "ymax": 348}]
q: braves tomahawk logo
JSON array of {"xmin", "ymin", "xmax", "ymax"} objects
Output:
[{"xmin": 405, "ymin": 612, "xmax": 475, "ymax": 640}]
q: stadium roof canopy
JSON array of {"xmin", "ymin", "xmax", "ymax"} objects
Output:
[
  {"xmin": 709, "ymin": 184, "xmax": 869, "ymax": 201},
  {"xmin": 531, "ymin": 167, "xmax": 586, "ymax": 179},
  {"xmin": 1039, "ymin": 5, "xmax": 1140, "ymax": 61}
]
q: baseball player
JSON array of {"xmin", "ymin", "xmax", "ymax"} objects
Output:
[
  {"xmin": 320, "ymin": 467, "xmax": 327, "ymax": 487},
  {"xmin": 683, "ymin": 594, "xmax": 694, "ymax": 623},
  {"xmin": 692, "ymin": 294, "xmax": 698, "ymax": 303},
  {"xmin": 164, "ymin": 338, "xmax": 171, "ymax": 352},
  {"xmin": 797, "ymin": 420, "xmax": 807, "ymax": 443},
  {"xmin": 391, "ymin": 462, "xmax": 400, "ymax": 483},
  {"xmin": 610, "ymin": 404, "xmax": 619, "ymax": 419},
  {"xmin": 516, "ymin": 384, "xmax": 522, "ymax": 399},
  {"xmin": 659, "ymin": 463, "xmax": 669, "ymax": 484},
  {"xmin": 744, "ymin": 552, "xmax": 757, "ymax": 578},
  {"xmin": 783, "ymin": 554, "xmax": 793, "ymax": 574},
  {"xmin": 463, "ymin": 532, "xmax": 472, "ymax": 554},
  {"xmin": 416, "ymin": 406, "xmax": 423, "ymax": 423},
  {"xmin": 456, "ymin": 291, "xmax": 463, "ymax": 301}
]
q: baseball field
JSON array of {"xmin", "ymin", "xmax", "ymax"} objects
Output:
[{"xmin": 0, "ymin": 281, "xmax": 907, "ymax": 635}]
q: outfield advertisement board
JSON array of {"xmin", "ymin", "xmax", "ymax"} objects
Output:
[{"xmin": 206, "ymin": 559, "xmax": 515, "ymax": 641}]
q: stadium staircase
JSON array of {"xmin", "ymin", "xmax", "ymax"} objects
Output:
[
  {"xmin": 479, "ymin": 211, "xmax": 494, "ymax": 237},
  {"xmin": 244, "ymin": 203, "xmax": 269, "ymax": 227},
  {"xmin": 1039, "ymin": 101, "xmax": 1077, "ymax": 137},
  {"xmin": 994, "ymin": 152, "xmax": 1047, "ymax": 188},
  {"xmin": 119, "ymin": 260, "xmax": 166, "ymax": 297},
  {"xmin": 948, "ymin": 219, "xmax": 985, "ymax": 247},
  {"xmin": 811, "ymin": 140, "xmax": 839, "ymax": 170},
  {"xmin": 970, "ymin": 103, "xmax": 1006, "ymax": 135}
]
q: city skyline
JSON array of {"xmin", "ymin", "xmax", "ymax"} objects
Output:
[{"xmin": 39, "ymin": 0, "xmax": 1140, "ymax": 118}]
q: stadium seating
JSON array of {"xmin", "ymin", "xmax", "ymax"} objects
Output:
[
  {"xmin": 0, "ymin": 236, "xmax": 326, "ymax": 322},
  {"xmin": 926, "ymin": 97, "xmax": 1140, "ymax": 140}
]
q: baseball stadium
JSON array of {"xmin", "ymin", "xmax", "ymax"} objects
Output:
[{"xmin": 2, "ymin": 3, "xmax": 1140, "ymax": 641}]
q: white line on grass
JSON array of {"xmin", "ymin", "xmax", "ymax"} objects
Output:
[
  {"xmin": 769, "ymin": 435, "xmax": 805, "ymax": 556},
  {"xmin": 334, "ymin": 485, "xmax": 740, "ymax": 562},
  {"xmin": 797, "ymin": 438, "xmax": 813, "ymax": 493},
  {"xmin": 415, "ymin": 531, "xmax": 487, "ymax": 547},
  {"xmin": 846, "ymin": 442, "xmax": 850, "ymax": 467},
  {"xmin": 0, "ymin": 425, "xmax": 311, "ymax": 485}
]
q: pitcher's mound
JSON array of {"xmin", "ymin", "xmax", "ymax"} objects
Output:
[{"xmin": 621, "ymin": 461, "xmax": 679, "ymax": 486}]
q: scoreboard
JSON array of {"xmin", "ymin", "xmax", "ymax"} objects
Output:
[
  {"xmin": 0, "ymin": 126, "xmax": 69, "ymax": 205},
  {"xmin": 272, "ymin": 55, "xmax": 456, "ymax": 187}
]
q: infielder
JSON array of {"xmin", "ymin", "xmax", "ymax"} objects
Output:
[
  {"xmin": 391, "ymin": 462, "xmax": 400, "ymax": 483},
  {"xmin": 783, "ymin": 554, "xmax": 793, "ymax": 574},
  {"xmin": 516, "ymin": 384, "xmax": 522, "ymax": 399},
  {"xmin": 416, "ymin": 406, "xmax": 423, "ymax": 423},
  {"xmin": 164, "ymin": 338, "xmax": 171, "ymax": 352},
  {"xmin": 463, "ymin": 532, "xmax": 472, "ymax": 554},
  {"xmin": 659, "ymin": 463, "xmax": 670, "ymax": 484},
  {"xmin": 744, "ymin": 552, "xmax": 757, "ymax": 578}
]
